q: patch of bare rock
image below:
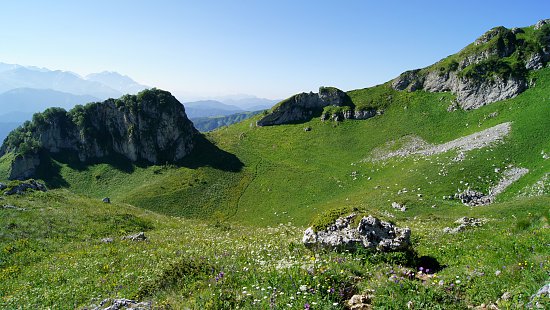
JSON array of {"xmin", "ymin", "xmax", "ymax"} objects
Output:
[
  {"xmin": 368, "ymin": 122, "xmax": 511, "ymax": 162},
  {"xmin": 444, "ymin": 217, "xmax": 487, "ymax": 234}
]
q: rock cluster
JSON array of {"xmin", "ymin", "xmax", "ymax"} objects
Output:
[
  {"xmin": 455, "ymin": 189, "xmax": 492, "ymax": 206},
  {"xmin": 303, "ymin": 214, "xmax": 411, "ymax": 252},
  {"xmin": 1, "ymin": 89, "xmax": 197, "ymax": 180},
  {"xmin": 4, "ymin": 180, "xmax": 47, "ymax": 195},
  {"xmin": 443, "ymin": 217, "xmax": 486, "ymax": 234}
]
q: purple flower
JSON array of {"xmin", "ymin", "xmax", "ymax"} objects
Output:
[
  {"xmin": 419, "ymin": 267, "xmax": 424, "ymax": 272},
  {"xmin": 304, "ymin": 303, "xmax": 310, "ymax": 310}
]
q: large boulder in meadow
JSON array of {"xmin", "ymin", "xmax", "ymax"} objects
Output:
[{"xmin": 302, "ymin": 213, "xmax": 411, "ymax": 252}]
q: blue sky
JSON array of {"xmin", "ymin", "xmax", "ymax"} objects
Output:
[{"xmin": 1, "ymin": 1, "xmax": 549, "ymax": 100}]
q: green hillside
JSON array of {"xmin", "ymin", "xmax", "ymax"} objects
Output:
[{"xmin": 0, "ymin": 22, "xmax": 549, "ymax": 309}]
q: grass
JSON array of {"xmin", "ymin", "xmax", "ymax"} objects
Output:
[{"xmin": 0, "ymin": 189, "xmax": 547, "ymax": 308}]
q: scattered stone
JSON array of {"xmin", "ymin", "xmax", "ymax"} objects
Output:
[
  {"xmin": 1, "ymin": 205, "xmax": 27, "ymax": 211},
  {"xmin": 102, "ymin": 197, "xmax": 111, "ymax": 203},
  {"xmin": 303, "ymin": 126, "xmax": 311, "ymax": 132},
  {"xmin": 303, "ymin": 214, "xmax": 411, "ymax": 252},
  {"xmin": 444, "ymin": 217, "xmax": 486, "ymax": 234},
  {"xmin": 122, "ymin": 232, "xmax": 147, "ymax": 241},
  {"xmin": 453, "ymin": 151, "xmax": 466, "ymax": 162},
  {"xmin": 391, "ymin": 202, "xmax": 407, "ymax": 212},
  {"xmin": 347, "ymin": 291, "xmax": 375, "ymax": 310},
  {"xmin": 0, "ymin": 183, "xmax": 6, "ymax": 190},
  {"xmin": 527, "ymin": 282, "xmax": 549, "ymax": 309},
  {"xmin": 500, "ymin": 291, "xmax": 511, "ymax": 301},
  {"xmin": 89, "ymin": 298, "xmax": 152, "ymax": 310},
  {"xmin": 4, "ymin": 180, "xmax": 47, "ymax": 195},
  {"xmin": 101, "ymin": 238, "xmax": 114, "ymax": 243}
]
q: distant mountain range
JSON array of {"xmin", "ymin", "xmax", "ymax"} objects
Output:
[
  {"xmin": 0, "ymin": 62, "xmax": 149, "ymax": 99},
  {"xmin": 0, "ymin": 62, "xmax": 150, "ymax": 141}
]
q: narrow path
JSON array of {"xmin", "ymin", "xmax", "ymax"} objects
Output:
[{"xmin": 227, "ymin": 157, "xmax": 262, "ymax": 220}]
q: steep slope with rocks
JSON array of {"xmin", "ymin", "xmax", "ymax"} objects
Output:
[
  {"xmin": 392, "ymin": 21, "xmax": 550, "ymax": 109},
  {"xmin": 0, "ymin": 89, "xmax": 197, "ymax": 179}
]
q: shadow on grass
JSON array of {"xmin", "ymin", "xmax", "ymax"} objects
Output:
[
  {"xmin": 179, "ymin": 134, "xmax": 243, "ymax": 172},
  {"xmin": 36, "ymin": 133, "xmax": 243, "ymax": 188}
]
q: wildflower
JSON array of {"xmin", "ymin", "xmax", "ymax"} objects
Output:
[
  {"xmin": 299, "ymin": 285, "xmax": 307, "ymax": 291},
  {"xmin": 304, "ymin": 303, "xmax": 310, "ymax": 310}
]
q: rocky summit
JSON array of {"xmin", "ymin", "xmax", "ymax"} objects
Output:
[
  {"xmin": 0, "ymin": 89, "xmax": 197, "ymax": 179},
  {"xmin": 392, "ymin": 25, "xmax": 550, "ymax": 109}
]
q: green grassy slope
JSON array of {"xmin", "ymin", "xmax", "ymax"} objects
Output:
[
  {"xmin": 0, "ymin": 186, "xmax": 547, "ymax": 308},
  {"xmin": 34, "ymin": 68, "xmax": 550, "ymax": 229}
]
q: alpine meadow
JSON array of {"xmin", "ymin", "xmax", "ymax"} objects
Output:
[{"xmin": 0, "ymin": 12, "xmax": 549, "ymax": 310}]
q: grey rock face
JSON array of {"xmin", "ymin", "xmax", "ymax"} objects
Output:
[
  {"xmin": 9, "ymin": 154, "xmax": 41, "ymax": 180},
  {"xmin": 393, "ymin": 70, "xmax": 527, "ymax": 110},
  {"xmin": 4, "ymin": 179, "xmax": 47, "ymax": 195},
  {"xmin": 257, "ymin": 87, "xmax": 349, "ymax": 126},
  {"xmin": 302, "ymin": 214, "xmax": 411, "ymax": 252},
  {"xmin": 526, "ymin": 53, "xmax": 545, "ymax": 70}
]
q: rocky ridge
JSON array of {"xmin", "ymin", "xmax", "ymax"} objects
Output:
[
  {"xmin": 0, "ymin": 89, "xmax": 197, "ymax": 180},
  {"xmin": 257, "ymin": 87, "xmax": 379, "ymax": 126},
  {"xmin": 392, "ymin": 22, "xmax": 550, "ymax": 109}
]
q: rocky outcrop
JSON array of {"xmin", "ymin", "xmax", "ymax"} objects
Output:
[
  {"xmin": 257, "ymin": 87, "xmax": 350, "ymax": 126},
  {"xmin": 303, "ymin": 213, "xmax": 411, "ymax": 252},
  {"xmin": 4, "ymin": 179, "xmax": 47, "ymax": 195},
  {"xmin": 0, "ymin": 89, "xmax": 197, "ymax": 180},
  {"xmin": 392, "ymin": 21, "xmax": 550, "ymax": 109}
]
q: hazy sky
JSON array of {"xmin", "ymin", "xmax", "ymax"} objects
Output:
[{"xmin": 1, "ymin": 1, "xmax": 549, "ymax": 100}]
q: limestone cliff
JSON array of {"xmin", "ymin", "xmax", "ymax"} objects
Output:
[
  {"xmin": 1, "ymin": 89, "xmax": 197, "ymax": 179},
  {"xmin": 392, "ymin": 21, "xmax": 550, "ymax": 109}
]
